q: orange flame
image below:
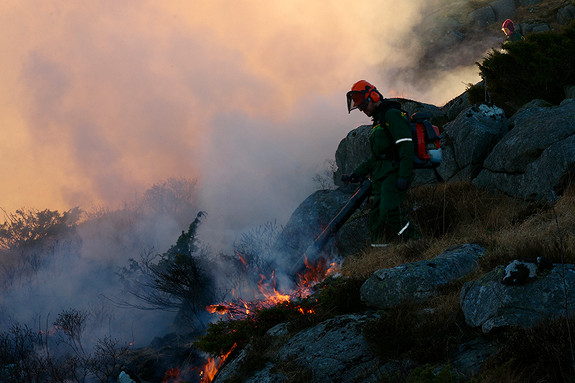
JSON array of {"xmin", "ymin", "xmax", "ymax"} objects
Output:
[
  {"xmin": 206, "ymin": 252, "xmax": 342, "ymax": 323},
  {"xmin": 197, "ymin": 342, "xmax": 237, "ymax": 382},
  {"xmin": 199, "ymin": 358, "xmax": 218, "ymax": 382}
]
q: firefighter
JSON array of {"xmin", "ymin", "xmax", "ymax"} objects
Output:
[
  {"xmin": 502, "ymin": 19, "xmax": 524, "ymax": 43},
  {"xmin": 343, "ymin": 80, "xmax": 418, "ymax": 247}
]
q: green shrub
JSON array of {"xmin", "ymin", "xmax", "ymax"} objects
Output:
[
  {"xmin": 477, "ymin": 21, "xmax": 575, "ymax": 115},
  {"xmin": 195, "ymin": 300, "xmax": 318, "ymax": 357},
  {"xmin": 314, "ymin": 276, "xmax": 366, "ymax": 315}
]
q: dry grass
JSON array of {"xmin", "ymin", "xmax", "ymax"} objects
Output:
[
  {"xmin": 342, "ymin": 182, "xmax": 575, "ymax": 279},
  {"xmin": 339, "ymin": 182, "xmax": 575, "ymax": 382}
]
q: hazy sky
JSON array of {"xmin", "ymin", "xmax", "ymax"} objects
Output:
[{"xmin": 0, "ymin": 1, "xmax": 480, "ymax": 246}]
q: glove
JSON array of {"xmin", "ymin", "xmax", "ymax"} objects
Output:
[
  {"xmin": 396, "ymin": 177, "xmax": 409, "ymax": 191},
  {"xmin": 342, "ymin": 173, "xmax": 362, "ymax": 183}
]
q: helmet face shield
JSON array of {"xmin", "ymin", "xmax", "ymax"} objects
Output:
[{"xmin": 346, "ymin": 90, "xmax": 368, "ymax": 113}]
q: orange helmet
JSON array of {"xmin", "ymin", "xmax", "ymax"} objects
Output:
[
  {"xmin": 502, "ymin": 19, "xmax": 515, "ymax": 32},
  {"xmin": 346, "ymin": 80, "xmax": 382, "ymax": 113}
]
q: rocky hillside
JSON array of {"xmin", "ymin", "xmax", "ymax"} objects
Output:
[
  {"xmin": 206, "ymin": 95, "xmax": 575, "ymax": 383},
  {"xmin": 118, "ymin": 2, "xmax": 575, "ymax": 383},
  {"xmin": 206, "ymin": 11, "xmax": 575, "ymax": 383},
  {"xmin": 402, "ymin": 0, "xmax": 575, "ymax": 84}
]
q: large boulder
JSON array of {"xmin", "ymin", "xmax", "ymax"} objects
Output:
[
  {"xmin": 442, "ymin": 87, "xmax": 472, "ymax": 121},
  {"xmin": 438, "ymin": 104, "xmax": 508, "ymax": 181},
  {"xmin": 490, "ymin": 0, "xmax": 516, "ymax": 21},
  {"xmin": 213, "ymin": 313, "xmax": 384, "ymax": 383},
  {"xmin": 361, "ymin": 244, "xmax": 485, "ymax": 310},
  {"xmin": 557, "ymin": 5, "xmax": 575, "ymax": 24},
  {"xmin": 461, "ymin": 263, "xmax": 575, "ymax": 333},
  {"xmin": 468, "ymin": 6, "xmax": 497, "ymax": 27},
  {"xmin": 333, "ymin": 125, "xmax": 372, "ymax": 187},
  {"xmin": 473, "ymin": 98, "xmax": 575, "ymax": 200},
  {"xmin": 272, "ymin": 186, "xmax": 369, "ymax": 277},
  {"xmin": 276, "ymin": 314, "xmax": 382, "ymax": 382}
]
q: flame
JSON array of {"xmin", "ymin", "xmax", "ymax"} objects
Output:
[
  {"xmin": 197, "ymin": 254, "xmax": 341, "ymax": 381},
  {"xmin": 297, "ymin": 256, "xmax": 330, "ymax": 288},
  {"xmin": 206, "ymin": 254, "xmax": 341, "ymax": 321},
  {"xmin": 197, "ymin": 343, "xmax": 237, "ymax": 382},
  {"xmin": 257, "ymin": 273, "xmax": 290, "ymax": 305},
  {"xmin": 199, "ymin": 358, "xmax": 218, "ymax": 382}
]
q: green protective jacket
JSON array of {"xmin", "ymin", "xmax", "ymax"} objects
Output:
[
  {"xmin": 505, "ymin": 31, "xmax": 524, "ymax": 43},
  {"xmin": 352, "ymin": 101, "xmax": 414, "ymax": 187}
]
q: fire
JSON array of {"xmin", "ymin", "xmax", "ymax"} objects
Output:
[
  {"xmin": 206, "ymin": 254, "xmax": 341, "ymax": 321},
  {"xmin": 257, "ymin": 272, "xmax": 290, "ymax": 304},
  {"xmin": 199, "ymin": 358, "xmax": 217, "ymax": 382},
  {"xmin": 297, "ymin": 256, "xmax": 341, "ymax": 289},
  {"xmin": 197, "ymin": 253, "xmax": 340, "ymax": 381},
  {"xmin": 197, "ymin": 343, "xmax": 237, "ymax": 383}
]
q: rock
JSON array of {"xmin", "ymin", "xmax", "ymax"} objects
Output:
[
  {"xmin": 473, "ymin": 98, "xmax": 575, "ymax": 200},
  {"xmin": 490, "ymin": 0, "xmax": 516, "ymax": 21},
  {"xmin": 361, "ymin": 244, "xmax": 485, "ymax": 310},
  {"xmin": 522, "ymin": 22, "xmax": 550, "ymax": 34},
  {"xmin": 565, "ymin": 85, "xmax": 575, "ymax": 99},
  {"xmin": 468, "ymin": 6, "xmax": 497, "ymax": 27},
  {"xmin": 557, "ymin": 5, "xmax": 575, "ymax": 24},
  {"xmin": 334, "ymin": 203, "xmax": 370, "ymax": 256},
  {"xmin": 266, "ymin": 323, "xmax": 289, "ymax": 337},
  {"xmin": 272, "ymin": 187, "xmax": 362, "ymax": 276},
  {"xmin": 216, "ymin": 313, "xmax": 383, "ymax": 383},
  {"xmin": 276, "ymin": 314, "xmax": 381, "ymax": 383},
  {"xmin": 439, "ymin": 104, "xmax": 507, "ymax": 181},
  {"xmin": 451, "ymin": 338, "xmax": 497, "ymax": 378},
  {"xmin": 518, "ymin": 0, "xmax": 544, "ymax": 5},
  {"xmin": 507, "ymin": 99, "xmax": 553, "ymax": 128},
  {"xmin": 333, "ymin": 125, "xmax": 372, "ymax": 187},
  {"xmin": 395, "ymin": 98, "xmax": 446, "ymax": 121},
  {"xmin": 442, "ymin": 88, "xmax": 472, "ymax": 121},
  {"xmin": 460, "ymin": 263, "xmax": 575, "ymax": 333}
]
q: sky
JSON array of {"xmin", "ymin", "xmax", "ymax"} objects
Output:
[{"xmin": 0, "ymin": 0, "xmax": 482, "ymax": 249}]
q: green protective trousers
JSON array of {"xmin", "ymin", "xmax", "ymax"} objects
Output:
[{"xmin": 368, "ymin": 173, "xmax": 412, "ymax": 243}]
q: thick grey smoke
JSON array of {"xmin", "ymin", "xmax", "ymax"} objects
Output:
[{"xmin": 0, "ymin": 0, "xmax": 500, "ymax": 352}]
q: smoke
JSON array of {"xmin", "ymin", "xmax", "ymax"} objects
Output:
[
  {"xmin": 0, "ymin": 0, "xmax": 501, "ymax": 354},
  {"xmin": 0, "ymin": 0, "xmax": 486, "ymax": 233}
]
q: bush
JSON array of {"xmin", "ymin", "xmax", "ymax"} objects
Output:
[
  {"xmin": 0, "ymin": 312, "xmax": 131, "ymax": 383},
  {"xmin": 477, "ymin": 22, "xmax": 575, "ymax": 115},
  {"xmin": 314, "ymin": 276, "xmax": 366, "ymax": 315},
  {"xmin": 0, "ymin": 207, "xmax": 82, "ymax": 251},
  {"xmin": 195, "ymin": 299, "xmax": 318, "ymax": 357},
  {"xmin": 118, "ymin": 211, "xmax": 214, "ymax": 315}
]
